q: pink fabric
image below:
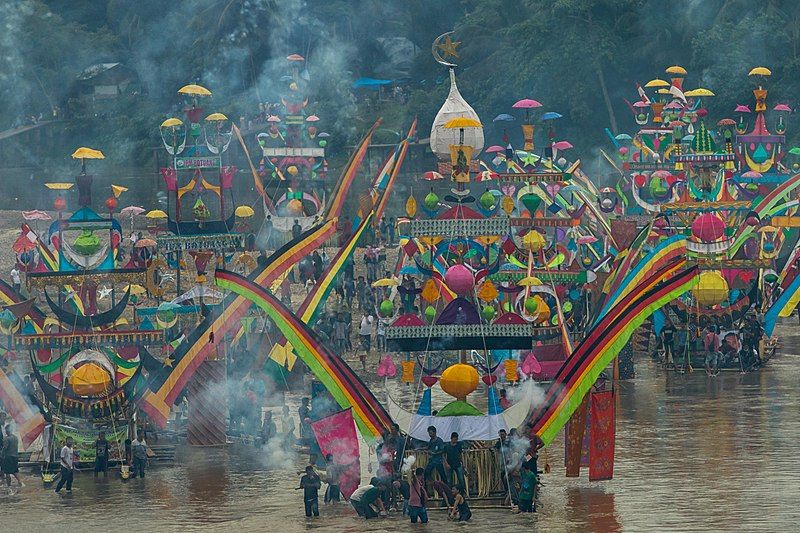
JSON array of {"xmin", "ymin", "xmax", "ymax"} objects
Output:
[{"xmin": 310, "ymin": 409, "xmax": 361, "ymax": 498}]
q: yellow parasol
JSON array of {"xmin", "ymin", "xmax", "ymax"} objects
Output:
[
  {"xmin": 205, "ymin": 112, "xmax": 229, "ymax": 122},
  {"xmin": 644, "ymin": 78, "xmax": 670, "ymax": 88},
  {"xmin": 748, "ymin": 66, "xmax": 772, "ymax": 77},
  {"xmin": 684, "ymin": 88, "xmax": 715, "ymax": 97},
  {"xmin": 234, "ymin": 205, "xmax": 255, "ymax": 217},
  {"xmin": 444, "ymin": 117, "xmax": 482, "ymax": 129},
  {"xmin": 45, "ymin": 183, "xmax": 74, "ymax": 190},
  {"xmin": 178, "ymin": 84, "xmax": 212, "ymax": 96},
  {"xmin": 160, "ymin": 117, "xmax": 183, "ymax": 128},
  {"xmin": 372, "ymin": 278, "xmax": 399, "ymax": 287},
  {"xmin": 145, "ymin": 209, "xmax": 168, "ymax": 219},
  {"xmin": 71, "ymin": 147, "xmax": 105, "ymax": 160},
  {"xmin": 665, "ymin": 65, "xmax": 687, "ymax": 75}
]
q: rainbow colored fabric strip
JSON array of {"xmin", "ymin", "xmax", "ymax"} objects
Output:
[{"xmin": 216, "ymin": 269, "xmax": 392, "ymax": 438}]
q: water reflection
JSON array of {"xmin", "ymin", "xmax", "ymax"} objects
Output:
[{"xmin": 5, "ymin": 323, "xmax": 800, "ymax": 530}]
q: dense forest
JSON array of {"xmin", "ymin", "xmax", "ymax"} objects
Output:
[{"xmin": 2, "ymin": 0, "xmax": 800, "ymax": 170}]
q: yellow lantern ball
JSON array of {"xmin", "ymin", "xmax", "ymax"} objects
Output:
[
  {"xmin": 287, "ymin": 165, "xmax": 299, "ymax": 176},
  {"xmin": 692, "ymin": 270, "xmax": 728, "ymax": 307},
  {"xmin": 439, "ymin": 363, "xmax": 479, "ymax": 400}
]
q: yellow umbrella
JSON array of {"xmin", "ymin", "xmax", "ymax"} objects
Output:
[
  {"xmin": 69, "ymin": 362, "xmax": 112, "ymax": 396},
  {"xmin": 657, "ymin": 88, "xmax": 671, "ymax": 94},
  {"xmin": 372, "ymin": 278, "xmax": 399, "ymax": 287},
  {"xmin": 205, "ymin": 112, "xmax": 229, "ymax": 122},
  {"xmin": 644, "ymin": 78, "xmax": 670, "ymax": 88},
  {"xmin": 234, "ymin": 205, "xmax": 255, "ymax": 217},
  {"xmin": 665, "ymin": 65, "xmax": 687, "ymax": 75},
  {"xmin": 45, "ymin": 183, "xmax": 74, "ymax": 190},
  {"xmin": 178, "ymin": 84, "xmax": 212, "ymax": 96},
  {"xmin": 71, "ymin": 147, "xmax": 105, "ymax": 159},
  {"xmin": 160, "ymin": 117, "xmax": 183, "ymax": 128},
  {"xmin": 146, "ymin": 209, "xmax": 168, "ymax": 219},
  {"xmin": 123, "ymin": 284, "xmax": 147, "ymax": 296},
  {"xmin": 748, "ymin": 66, "xmax": 772, "ymax": 77},
  {"xmin": 444, "ymin": 117, "xmax": 482, "ymax": 129},
  {"xmin": 684, "ymin": 88, "xmax": 715, "ymax": 97}
]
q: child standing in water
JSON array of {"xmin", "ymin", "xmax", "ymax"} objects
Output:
[
  {"xmin": 449, "ymin": 485, "xmax": 472, "ymax": 521},
  {"xmin": 298, "ymin": 465, "xmax": 321, "ymax": 517}
]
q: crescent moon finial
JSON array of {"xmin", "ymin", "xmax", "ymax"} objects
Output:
[{"xmin": 432, "ymin": 31, "xmax": 459, "ymax": 68}]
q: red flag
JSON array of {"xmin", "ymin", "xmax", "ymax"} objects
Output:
[
  {"xmin": 310, "ymin": 409, "xmax": 361, "ymax": 498},
  {"xmin": 0, "ymin": 367, "xmax": 45, "ymax": 448},
  {"xmin": 564, "ymin": 394, "xmax": 589, "ymax": 477},
  {"xmin": 589, "ymin": 390, "xmax": 616, "ymax": 481}
]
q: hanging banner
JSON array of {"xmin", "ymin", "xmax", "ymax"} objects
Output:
[
  {"xmin": 310, "ymin": 409, "xmax": 361, "ymax": 498},
  {"xmin": 53, "ymin": 425, "xmax": 127, "ymax": 463},
  {"xmin": 589, "ymin": 390, "xmax": 616, "ymax": 481},
  {"xmin": 564, "ymin": 394, "xmax": 589, "ymax": 477}
]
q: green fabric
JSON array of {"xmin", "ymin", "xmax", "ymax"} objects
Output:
[
  {"xmin": 436, "ymin": 400, "xmax": 483, "ymax": 417},
  {"xmin": 519, "ymin": 470, "xmax": 537, "ymax": 500}
]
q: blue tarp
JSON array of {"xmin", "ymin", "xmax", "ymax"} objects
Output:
[{"xmin": 352, "ymin": 77, "xmax": 393, "ymax": 89}]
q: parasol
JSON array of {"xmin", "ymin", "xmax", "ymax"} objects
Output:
[
  {"xmin": 644, "ymin": 79, "xmax": 670, "ymax": 88},
  {"xmin": 205, "ymin": 112, "xmax": 228, "ymax": 121},
  {"xmin": 178, "ymin": 84, "xmax": 212, "ymax": 96},
  {"xmin": 665, "ymin": 65, "xmax": 687, "ymax": 75},
  {"xmin": 235, "ymin": 205, "xmax": 255, "ymax": 217},
  {"xmin": 45, "ymin": 183, "xmax": 73, "ymax": 190},
  {"xmin": 305, "ymin": 115, "xmax": 320, "ymax": 122},
  {"xmin": 160, "ymin": 118, "xmax": 183, "ymax": 128},
  {"xmin": 633, "ymin": 101, "xmax": 650, "ymax": 108},
  {"xmin": 120, "ymin": 206, "xmax": 145, "ymax": 217},
  {"xmin": 146, "ymin": 209, "xmax": 168, "ymax": 219},
  {"xmin": 742, "ymin": 171, "xmax": 762, "ymax": 178},
  {"xmin": 717, "ymin": 118, "xmax": 736, "ymax": 127},
  {"xmin": 552, "ymin": 141, "xmax": 573, "ymax": 150},
  {"xmin": 512, "ymin": 99, "xmax": 542, "ymax": 109},
  {"xmin": 774, "ymin": 104, "xmax": 792, "ymax": 112},
  {"xmin": 493, "ymin": 113, "xmax": 515, "ymax": 122},
  {"xmin": 614, "ymin": 133, "xmax": 632, "ymax": 141},
  {"xmin": 540, "ymin": 112, "xmax": 562, "ymax": 121},
  {"xmin": 287, "ymin": 54, "xmax": 305, "ymax": 62},
  {"xmin": 267, "ymin": 115, "xmax": 282, "ymax": 122},
  {"xmin": 485, "ymin": 145, "xmax": 505, "ymax": 153},
  {"xmin": 734, "ymin": 104, "xmax": 751, "ymax": 113},
  {"xmin": 444, "ymin": 117, "xmax": 482, "ymax": 129},
  {"xmin": 748, "ymin": 66, "xmax": 772, "ymax": 77},
  {"xmin": 684, "ymin": 88, "xmax": 715, "ymax": 97},
  {"xmin": 788, "ymin": 147, "xmax": 800, "ymax": 156},
  {"xmin": 372, "ymin": 278, "xmax": 399, "ymax": 287}
]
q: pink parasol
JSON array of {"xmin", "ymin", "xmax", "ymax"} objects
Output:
[
  {"xmin": 267, "ymin": 115, "xmax": 281, "ymax": 122},
  {"xmin": 633, "ymin": 100, "xmax": 650, "ymax": 108},
  {"xmin": 305, "ymin": 115, "xmax": 320, "ymax": 122},
  {"xmin": 742, "ymin": 170, "xmax": 762, "ymax": 178},
  {"xmin": 734, "ymin": 104, "xmax": 751, "ymax": 113},
  {"xmin": 22, "ymin": 210, "xmax": 51, "ymax": 221},
  {"xmin": 485, "ymin": 145, "xmax": 505, "ymax": 153},
  {"xmin": 774, "ymin": 104, "xmax": 792, "ymax": 112},
  {"xmin": 717, "ymin": 118, "xmax": 736, "ymax": 126},
  {"xmin": 664, "ymin": 101, "xmax": 683, "ymax": 110},
  {"xmin": 512, "ymin": 99, "xmax": 542, "ymax": 109},
  {"xmin": 552, "ymin": 141, "xmax": 573, "ymax": 150}
]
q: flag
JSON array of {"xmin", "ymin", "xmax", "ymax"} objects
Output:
[
  {"xmin": 589, "ymin": 390, "xmax": 615, "ymax": 481},
  {"xmin": 310, "ymin": 409, "xmax": 361, "ymax": 498},
  {"xmin": 564, "ymin": 395, "xmax": 589, "ymax": 477}
]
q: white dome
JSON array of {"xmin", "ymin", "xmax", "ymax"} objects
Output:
[{"xmin": 430, "ymin": 69, "xmax": 484, "ymax": 161}]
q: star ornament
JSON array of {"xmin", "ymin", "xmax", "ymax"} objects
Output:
[
  {"xmin": 162, "ymin": 356, "xmax": 174, "ymax": 368},
  {"xmin": 437, "ymin": 35, "xmax": 461, "ymax": 60}
]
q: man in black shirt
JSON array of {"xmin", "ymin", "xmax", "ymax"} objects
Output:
[
  {"xmin": 661, "ymin": 319, "xmax": 676, "ymax": 365},
  {"xmin": 298, "ymin": 465, "xmax": 321, "ymax": 517},
  {"xmin": 94, "ymin": 430, "xmax": 110, "ymax": 478},
  {"xmin": 444, "ymin": 431, "xmax": 466, "ymax": 490}
]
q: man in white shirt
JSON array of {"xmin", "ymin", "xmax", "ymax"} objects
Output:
[
  {"xmin": 131, "ymin": 430, "xmax": 148, "ymax": 478},
  {"xmin": 54, "ymin": 437, "xmax": 75, "ymax": 493}
]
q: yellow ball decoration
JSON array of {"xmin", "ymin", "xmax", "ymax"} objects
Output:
[
  {"xmin": 287, "ymin": 165, "xmax": 299, "ymax": 176},
  {"xmin": 439, "ymin": 363, "xmax": 479, "ymax": 400},
  {"xmin": 692, "ymin": 270, "xmax": 729, "ymax": 307},
  {"xmin": 522, "ymin": 230, "xmax": 545, "ymax": 252}
]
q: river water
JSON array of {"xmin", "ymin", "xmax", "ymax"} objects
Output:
[{"xmin": 5, "ymin": 322, "xmax": 800, "ymax": 531}]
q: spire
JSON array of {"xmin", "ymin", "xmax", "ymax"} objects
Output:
[{"xmin": 429, "ymin": 68, "xmax": 484, "ymax": 161}]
